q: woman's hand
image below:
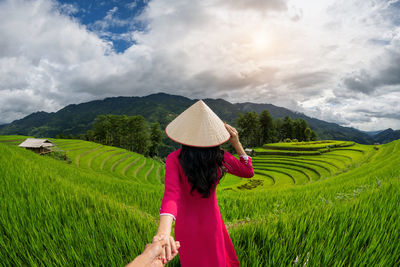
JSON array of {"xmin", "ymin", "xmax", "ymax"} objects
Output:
[
  {"xmin": 153, "ymin": 234, "xmax": 180, "ymax": 264},
  {"xmin": 142, "ymin": 239, "xmax": 167, "ymax": 267},
  {"xmin": 224, "ymin": 123, "xmax": 240, "ymax": 145},
  {"xmin": 125, "ymin": 235, "xmax": 180, "ymax": 267},
  {"xmin": 224, "ymin": 123, "xmax": 247, "ymax": 156}
]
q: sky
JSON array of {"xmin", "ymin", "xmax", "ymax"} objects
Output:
[{"xmin": 0, "ymin": 0, "xmax": 399, "ymax": 131}]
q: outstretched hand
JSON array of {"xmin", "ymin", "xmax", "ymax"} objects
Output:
[
  {"xmin": 153, "ymin": 235, "xmax": 180, "ymax": 264},
  {"xmin": 125, "ymin": 235, "xmax": 180, "ymax": 267}
]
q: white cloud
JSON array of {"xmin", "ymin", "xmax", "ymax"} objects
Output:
[
  {"xmin": 0, "ymin": 0, "xmax": 399, "ymax": 131},
  {"xmin": 58, "ymin": 2, "xmax": 79, "ymax": 15},
  {"xmin": 126, "ymin": 2, "xmax": 137, "ymax": 10},
  {"xmin": 0, "ymin": 0, "xmax": 112, "ymax": 122}
]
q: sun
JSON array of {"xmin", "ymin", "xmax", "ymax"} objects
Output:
[{"xmin": 251, "ymin": 32, "xmax": 270, "ymax": 49}]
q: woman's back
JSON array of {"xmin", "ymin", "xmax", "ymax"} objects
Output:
[
  {"xmin": 153, "ymin": 100, "xmax": 252, "ymax": 266},
  {"xmin": 159, "ymin": 148, "xmax": 254, "ymax": 266}
]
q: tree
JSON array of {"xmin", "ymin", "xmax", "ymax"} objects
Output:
[
  {"xmin": 107, "ymin": 114, "xmax": 122, "ymax": 147},
  {"xmin": 281, "ymin": 116, "xmax": 294, "ymax": 139},
  {"xmin": 93, "ymin": 115, "xmax": 108, "ymax": 144},
  {"xmin": 90, "ymin": 114, "xmax": 151, "ymax": 155},
  {"xmin": 127, "ymin": 115, "xmax": 150, "ymax": 155},
  {"xmin": 259, "ymin": 110, "xmax": 274, "ymax": 145},
  {"xmin": 149, "ymin": 122, "xmax": 163, "ymax": 157},
  {"xmin": 86, "ymin": 130, "xmax": 95, "ymax": 141},
  {"xmin": 55, "ymin": 133, "xmax": 66, "ymax": 139},
  {"xmin": 275, "ymin": 118, "xmax": 285, "ymax": 141},
  {"xmin": 77, "ymin": 133, "xmax": 87, "ymax": 140},
  {"xmin": 236, "ymin": 111, "xmax": 260, "ymax": 148},
  {"xmin": 310, "ymin": 130, "xmax": 318, "ymax": 141},
  {"xmin": 304, "ymin": 127, "xmax": 312, "ymax": 142},
  {"xmin": 118, "ymin": 115, "xmax": 130, "ymax": 150},
  {"xmin": 293, "ymin": 119, "xmax": 308, "ymax": 141}
]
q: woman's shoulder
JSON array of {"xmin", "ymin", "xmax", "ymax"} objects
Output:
[
  {"xmin": 166, "ymin": 148, "xmax": 182, "ymax": 160},
  {"xmin": 223, "ymin": 149, "xmax": 233, "ymax": 159}
]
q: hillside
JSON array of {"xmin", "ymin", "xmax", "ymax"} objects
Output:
[
  {"xmin": 1, "ymin": 136, "xmax": 399, "ymax": 265},
  {"xmin": 372, "ymin": 128, "xmax": 400, "ymax": 144},
  {"xmin": 0, "ymin": 92, "xmax": 384, "ymax": 144}
]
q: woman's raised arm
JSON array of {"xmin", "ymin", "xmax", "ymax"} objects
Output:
[{"xmin": 223, "ymin": 123, "xmax": 254, "ymax": 178}]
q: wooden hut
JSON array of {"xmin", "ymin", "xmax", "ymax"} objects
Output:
[{"xmin": 18, "ymin": 138, "xmax": 55, "ymax": 155}]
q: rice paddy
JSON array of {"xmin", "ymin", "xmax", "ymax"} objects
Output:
[
  {"xmin": 51, "ymin": 139, "xmax": 164, "ymax": 185},
  {"xmin": 0, "ymin": 136, "xmax": 399, "ymax": 266},
  {"xmin": 220, "ymin": 141, "xmax": 375, "ymax": 190}
]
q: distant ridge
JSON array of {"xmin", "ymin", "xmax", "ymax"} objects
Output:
[
  {"xmin": 0, "ymin": 92, "xmax": 398, "ymax": 144},
  {"xmin": 372, "ymin": 128, "xmax": 400, "ymax": 144},
  {"xmin": 363, "ymin": 130, "xmax": 385, "ymax": 136}
]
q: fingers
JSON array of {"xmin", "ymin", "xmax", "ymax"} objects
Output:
[
  {"xmin": 225, "ymin": 124, "xmax": 233, "ymax": 133},
  {"xmin": 165, "ymin": 237, "xmax": 172, "ymax": 262},
  {"xmin": 227, "ymin": 128, "xmax": 238, "ymax": 138},
  {"xmin": 150, "ymin": 235, "xmax": 167, "ymax": 264},
  {"xmin": 150, "ymin": 235, "xmax": 168, "ymax": 257},
  {"xmin": 224, "ymin": 123, "xmax": 240, "ymax": 145},
  {"xmin": 170, "ymin": 236, "xmax": 177, "ymax": 258},
  {"xmin": 143, "ymin": 241, "xmax": 166, "ymax": 261},
  {"xmin": 150, "ymin": 235, "xmax": 180, "ymax": 264},
  {"xmin": 224, "ymin": 123, "xmax": 238, "ymax": 134},
  {"xmin": 155, "ymin": 238, "xmax": 168, "ymax": 247},
  {"xmin": 160, "ymin": 244, "xmax": 166, "ymax": 264},
  {"xmin": 164, "ymin": 240, "xmax": 180, "ymax": 263},
  {"xmin": 151, "ymin": 240, "xmax": 166, "ymax": 257},
  {"xmin": 171, "ymin": 241, "xmax": 180, "ymax": 259},
  {"xmin": 152, "ymin": 234, "xmax": 164, "ymax": 243}
]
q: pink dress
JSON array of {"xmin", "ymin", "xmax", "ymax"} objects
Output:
[{"xmin": 160, "ymin": 148, "xmax": 254, "ymax": 267}]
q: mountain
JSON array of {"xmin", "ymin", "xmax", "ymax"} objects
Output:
[
  {"xmin": 372, "ymin": 128, "xmax": 400, "ymax": 144},
  {"xmin": 363, "ymin": 130, "xmax": 385, "ymax": 136},
  {"xmin": 0, "ymin": 92, "xmax": 395, "ymax": 144},
  {"xmin": 231, "ymin": 102, "xmax": 374, "ymax": 144}
]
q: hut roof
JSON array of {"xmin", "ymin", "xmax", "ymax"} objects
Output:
[{"xmin": 18, "ymin": 138, "xmax": 55, "ymax": 148}]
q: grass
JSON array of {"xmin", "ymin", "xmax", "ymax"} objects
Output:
[
  {"xmin": 253, "ymin": 148, "xmax": 323, "ymax": 156},
  {"xmin": 0, "ymin": 142, "xmax": 159, "ymax": 266},
  {"xmin": 263, "ymin": 140, "xmax": 355, "ymax": 150},
  {"xmin": 0, "ymin": 136, "xmax": 399, "ymax": 266},
  {"xmin": 113, "ymin": 155, "xmax": 139, "ymax": 178}
]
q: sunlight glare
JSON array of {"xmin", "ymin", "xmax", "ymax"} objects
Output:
[{"xmin": 251, "ymin": 32, "xmax": 270, "ymax": 50}]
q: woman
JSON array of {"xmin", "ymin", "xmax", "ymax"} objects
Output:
[{"xmin": 154, "ymin": 100, "xmax": 254, "ymax": 266}]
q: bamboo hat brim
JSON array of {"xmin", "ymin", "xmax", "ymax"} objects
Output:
[{"xmin": 165, "ymin": 100, "xmax": 230, "ymax": 147}]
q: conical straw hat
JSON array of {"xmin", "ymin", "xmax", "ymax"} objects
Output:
[{"xmin": 165, "ymin": 100, "xmax": 230, "ymax": 147}]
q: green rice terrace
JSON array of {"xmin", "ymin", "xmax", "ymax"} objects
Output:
[{"xmin": 1, "ymin": 135, "xmax": 399, "ymax": 266}]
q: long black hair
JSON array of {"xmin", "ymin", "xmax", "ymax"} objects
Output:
[{"xmin": 178, "ymin": 144, "xmax": 226, "ymax": 198}]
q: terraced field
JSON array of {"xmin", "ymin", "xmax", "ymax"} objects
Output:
[
  {"xmin": 47, "ymin": 139, "xmax": 164, "ymax": 186},
  {"xmin": 1, "ymin": 136, "xmax": 399, "ymax": 266},
  {"xmin": 220, "ymin": 140, "xmax": 376, "ymax": 190},
  {"xmin": 0, "ymin": 136, "xmax": 165, "ymax": 187},
  {"xmin": 5, "ymin": 137, "xmax": 372, "ymax": 191},
  {"xmin": 0, "ymin": 135, "xmax": 34, "ymax": 145}
]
